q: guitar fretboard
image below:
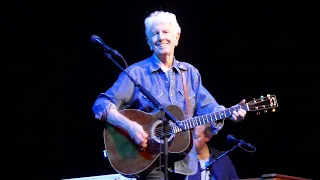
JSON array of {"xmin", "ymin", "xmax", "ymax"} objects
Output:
[{"xmin": 171, "ymin": 104, "xmax": 249, "ymax": 133}]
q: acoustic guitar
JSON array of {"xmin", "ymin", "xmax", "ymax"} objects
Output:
[{"xmin": 103, "ymin": 94, "xmax": 278, "ymax": 178}]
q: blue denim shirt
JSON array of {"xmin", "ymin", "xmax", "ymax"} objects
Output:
[{"xmin": 92, "ymin": 54, "xmax": 226, "ymax": 175}]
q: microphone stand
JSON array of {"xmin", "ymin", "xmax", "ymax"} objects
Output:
[
  {"xmin": 104, "ymin": 52, "xmax": 185, "ymax": 180},
  {"xmin": 201, "ymin": 143, "xmax": 240, "ymax": 173}
]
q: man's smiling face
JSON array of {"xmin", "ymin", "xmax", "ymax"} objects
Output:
[{"xmin": 147, "ymin": 23, "xmax": 180, "ymax": 56}]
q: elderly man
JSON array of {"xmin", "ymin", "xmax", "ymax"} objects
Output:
[{"xmin": 92, "ymin": 10, "xmax": 246, "ymax": 180}]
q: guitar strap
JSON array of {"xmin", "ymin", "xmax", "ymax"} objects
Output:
[{"xmin": 181, "ymin": 70, "xmax": 192, "ymax": 118}]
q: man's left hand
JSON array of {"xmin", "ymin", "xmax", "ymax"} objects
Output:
[{"xmin": 229, "ymin": 99, "xmax": 247, "ymax": 122}]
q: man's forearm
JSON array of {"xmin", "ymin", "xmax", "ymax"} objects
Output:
[{"xmin": 106, "ymin": 108, "xmax": 135, "ymax": 131}]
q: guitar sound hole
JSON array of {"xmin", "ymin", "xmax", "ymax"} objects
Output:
[
  {"xmin": 151, "ymin": 120, "xmax": 175, "ymax": 144},
  {"xmin": 155, "ymin": 125, "xmax": 173, "ymax": 140}
]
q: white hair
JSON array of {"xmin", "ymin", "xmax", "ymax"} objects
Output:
[{"xmin": 144, "ymin": 11, "xmax": 181, "ymax": 37}]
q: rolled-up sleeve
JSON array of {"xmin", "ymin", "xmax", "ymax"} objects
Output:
[{"xmin": 92, "ymin": 69, "xmax": 136, "ymax": 120}]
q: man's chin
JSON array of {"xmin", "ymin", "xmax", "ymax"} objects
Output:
[{"xmin": 156, "ymin": 51, "xmax": 171, "ymax": 56}]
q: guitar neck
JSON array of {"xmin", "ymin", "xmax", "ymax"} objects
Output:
[{"xmin": 171, "ymin": 104, "xmax": 249, "ymax": 133}]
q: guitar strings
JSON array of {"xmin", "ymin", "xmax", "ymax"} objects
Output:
[{"xmin": 143, "ymin": 104, "xmax": 271, "ymax": 140}]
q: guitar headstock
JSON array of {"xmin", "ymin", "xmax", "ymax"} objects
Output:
[{"xmin": 247, "ymin": 94, "xmax": 278, "ymax": 115}]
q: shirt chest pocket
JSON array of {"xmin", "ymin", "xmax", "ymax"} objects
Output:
[{"xmin": 140, "ymin": 86, "xmax": 165, "ymax": 108}]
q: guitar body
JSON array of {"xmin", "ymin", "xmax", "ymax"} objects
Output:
[{"xmin": 103, "ymin": 105, "xmax": 193, "ymax": 178}]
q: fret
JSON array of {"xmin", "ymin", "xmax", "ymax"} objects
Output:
[
  {"xmin": 226, "ymin": 109, "xmax": 231, "ymax": 117},
  {"xmin": 178, "ymin": 124, "xmax": 182, "ymax": 132},
  {"xmin": 186, "ymin": 120, "xmax": 189, "ymax": 129},
  {"xmin": 205, "ymin": 114, "xmax": 209, "ymax": 124},
  {"xmin": 214, "ymin": 112, "xmax": 217, "ymax": 120},
  {"xmin": 230, "ymin": 107, "xmax": 234, "ymax": 115},
  {"xmin": 186, "ymin": 119, "xmax": 189, "ymax": 129},
  {"xmin": 172, "ymin": 124, "xmax": 177, "ymax": 133},
  {"xmin": 190, "ymin": 119, "xmax": 195, "ymax": 128},
  {"xmin": 183, "ymin": 121, "xmax": 187, "ymax": 130},
  {"xmin": 192, "ymin": 118, "xmax": 195, "ymax": 128}
]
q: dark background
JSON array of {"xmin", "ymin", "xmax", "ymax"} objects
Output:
[{"xmin": 3, "ymin": 0, "xmax": 318, "ymax": 179}]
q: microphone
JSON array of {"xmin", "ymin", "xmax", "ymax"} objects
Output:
[
  {"xmin": 227, "ymin": 134, "xmax": 256, "ymax": 151},
  {"xmin": 91, "ymin": 35, "xmax": 121, "ymax": 57}
]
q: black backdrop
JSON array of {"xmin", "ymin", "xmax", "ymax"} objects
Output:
[{"xmin": 3, "ymin": 0, "xmax": 318, "ymax": 179}]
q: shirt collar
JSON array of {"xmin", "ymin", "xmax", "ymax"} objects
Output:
[{"xmin": 149, "ymin": 53, "xmax": 187, "ymax": 73}]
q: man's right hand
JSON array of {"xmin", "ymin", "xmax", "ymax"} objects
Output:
[
  {"xmin": 106, "ymin": 108, "xmax": 149, "ymax": 149},
  {"xmin": 128, "ymin": 121, "xmax": 149, "ymax": 148}
]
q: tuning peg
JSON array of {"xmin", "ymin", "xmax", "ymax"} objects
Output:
[
  {"xmin": 256, "ymin": 111, "xmax": 260, "ymax": 115},
  {"xmin": 264, "ymin": 110, "xmax": 267, "ymax": 113},
  {"xmin": 267, "ymin": 94, "xmax": 270, "ymax": 97},
  {"xmin": 260, "ymin": 95, "xmax": 264, "ymax": 99},
  {"xmin": 271, "ymin": 109, "xmax": 276, "ymax": 112}
]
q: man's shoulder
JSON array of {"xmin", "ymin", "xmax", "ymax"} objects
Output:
[
  {"xmin": 125, "ymin": 57, "xmax": 152, "ymax": 72},
  {"xmin": 175, "ymin": 60, "xmax": 200, "ymax": 74},
  {"xmin": 176, "ymin": 60, "xmax": 196, "ymax": 69}
]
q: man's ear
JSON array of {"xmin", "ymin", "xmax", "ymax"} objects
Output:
[
  {"xmin": 175, "ymin": 33, "xmax": 181, "ymax": 46},
  {"xmin": 205, "ymin": 134, "xmax": 212, "ymax": 143},
  {"xmin": 146, "ymin": 37, "xmax": 153, "ymax": 50}
]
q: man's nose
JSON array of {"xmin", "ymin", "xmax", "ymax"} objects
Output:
[{"xmin": 158, "ymin": 32, "xmax": 165, "ymax": 40}]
